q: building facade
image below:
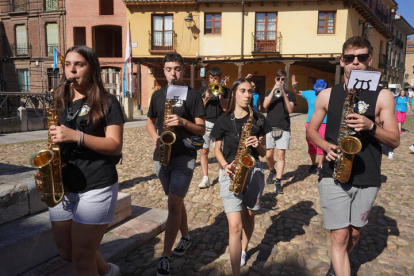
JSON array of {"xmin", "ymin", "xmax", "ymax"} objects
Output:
[
  {"xmin": 124, "ymin": 0, "xmax": 395, "ymax": 112},
  {"xmin": 404, "ymin": 38, "xmax": 414, "ymax": 87},
  {"xmin": 65, "ymin": 0, "xmax": 129, "ymax": 97},
  {"xmin": 386, "ymin": 14, "xmax": 414, "ymax": 86},
  {"xmin": 0, "ymin": 0, "xmax": 66, "ymax": 94}
]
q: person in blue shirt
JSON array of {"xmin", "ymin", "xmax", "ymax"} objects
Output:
[
  {"xmin": 245, "ymin": 74, "xmax": 261, "ymax": 112},
  {"xmin": 291, "ymin": 77, "xmax": 327, "ymax": 173},
  {"xmin": 395, "ymin": 90, "xmax": 410, "ymax": 134}
]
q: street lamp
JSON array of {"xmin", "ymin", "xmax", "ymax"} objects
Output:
[
  {"xmin": 184, "ymin": 12, "xmax": 194, "ymax": 29},
  {"xmin": 359, "ymin": 20, "xmax": 373, "ymax": 38}
]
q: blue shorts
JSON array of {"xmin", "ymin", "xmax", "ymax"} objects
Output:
[
  {"xmin": 48, "ymin": 183, "xmax": 118, "ymax": 225},
  {"xmin": 154, "ymin": 155, "xmax": 195, "ymax": 197}
]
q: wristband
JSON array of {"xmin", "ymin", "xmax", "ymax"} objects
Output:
[
  {"xmin": 221, "ymin": 163, "xmax": 229, "ymax": 170},
  {"xmin": 369, "ymin": 122, "xmax": 377, "ymax": 134},
  {"xmin": 78, "ymin": 131, "xmax": 84, "ymax": 146}
]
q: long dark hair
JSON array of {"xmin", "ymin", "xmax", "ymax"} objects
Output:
[
  {"xmin": 225, "ymin": 78, "xmax": 253, "ymax": 115},
  {"xmin": 56, "ymin": 45, "xmax": 109, "ymax": 125}
]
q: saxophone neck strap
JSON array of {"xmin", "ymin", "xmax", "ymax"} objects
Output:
[{"xmin": 230, "ymin": 114, "xmax": 241, "ymax": 142}]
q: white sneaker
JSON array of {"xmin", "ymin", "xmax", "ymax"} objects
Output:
[
  {"xmin": 409, "ymin": 144, "xmax": 414, "ymax": 152},
  {"xmin": 240, "ymin": 251, "xmax": 247, "ymax": 267},
  {"xmin": 198, "ymin": 177, "xmax": 211, "ymax": 189},
  {"xmin": 107, "ymin": 263, "xmax": 120, "ymax": 276},
  {"xmin": 388, "ymin": 152, "xmax": 394, "ymax": 159}
]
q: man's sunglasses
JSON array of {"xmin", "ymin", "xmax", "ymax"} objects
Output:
[
  {"xmin": 343, "ymin": 54, "xmax": 370, "ymax": 63},
  {"xmin": 276, "ymin": 77, "xmax": 286, "ymax": 81}
]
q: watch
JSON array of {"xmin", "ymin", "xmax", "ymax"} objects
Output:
[{"xmin": 369, "ymin": 122, "xmax": 377, "ymax": 134}]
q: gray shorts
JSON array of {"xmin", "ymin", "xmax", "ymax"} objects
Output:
[
  {"xmin": 154, "ymin": 155, "xmax": 195, "ymax": 197},
  {"xmin": 266, "ymin": 130, "xmax": 291, "ymax": 150},
  {"xmin": 318, "ymin": 178, "xmax": 380, "ymax": 230},
  {"xmin": 219, "ymin": 162, "xmax": 265, "ymax": 213},
  {"xmin": 49, "ymin": 183, "xmax": 118, "ymax": 225},
  {"xmin": 203, "ymin": 120, "xmax": 215, "ymax": 149}
]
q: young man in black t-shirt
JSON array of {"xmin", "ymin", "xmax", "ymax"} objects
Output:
[
  {"xmin": 307, "ymin": 36, "xmax": 399, "ymax": 276},
  {"xmin": 146, "ymin": 53, "xmax": 205, "ymax": 276},
  {"xmin": 198, "ymin": 67, "xmax": 230, "ymax": 189},
  {"xmin": 263, "ymin": 70, "xmax": 296, "ymax": 194}
]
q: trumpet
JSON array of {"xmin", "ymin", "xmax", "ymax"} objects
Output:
[
  {"xmin": 273, "ymin": 84, "xmax": 283, "ymax": 98},
  {"xmin": 208, "ymin": 82, "xmax": 223, "ymax": 97}
]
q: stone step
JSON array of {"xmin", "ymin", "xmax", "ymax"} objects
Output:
[
  {"xmin": 0, "ymin": 192, "xmax": 133, "ymax": 276},
  {"xmin": 20, "ymin": 205, "xmax": 168, "ymax": 276}
]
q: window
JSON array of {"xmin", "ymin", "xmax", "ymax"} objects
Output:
[
  {"xmin": 74, "ymin": 27, "xmax": 86, "ymax": 46},
  {"xmin": 152, "ymin": 15, "xmax": 173, "ymax": 51},
  {"xmin": 205, "ymin": 13, "xmax": 221, "ymax": 35},
  {"xmin": 45, "ymin": 0, "xmax": 57, "ymax": 11},
  {"xmin": 318, "ymin": 11, "xmax": 336, "ymax": 34},
  {"xmin": 254, "ymin": 13, "xmax": 277, "ymax": 52},
  {"xmin": 46, "ymin": 23, "xmax": 59, "ymax": 57},
  {"xmin": 15, "ymin": 25, "xmax": 28, "ymax": 56},
  {"xmin": 18, "ymin": 69, "xmax": 30, "ymax": 92},
  {"xmin": 99, "ymin": 0, "xmax": 114, "ymax": 15}
]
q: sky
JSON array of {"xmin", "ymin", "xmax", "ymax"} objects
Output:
[{"xmin": 395, "ymin": 0, "xmax": 414, "ymax": 39}]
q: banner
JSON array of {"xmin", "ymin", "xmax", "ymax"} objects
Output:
[{"xmin": 123, "ymin": 23, "xmax": 134, "ymax": 97}]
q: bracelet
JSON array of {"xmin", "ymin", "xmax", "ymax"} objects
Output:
[
  {"xmin": 221, "ymin": 163, "xmax": 229, "ymax": 170},
  {"xmin": 292, "ymin": 83, "xmax": 298, "ymax": 88},
  {"xmin": 78, "ymin": 131, "xmax": 84, "ymax": 146}
]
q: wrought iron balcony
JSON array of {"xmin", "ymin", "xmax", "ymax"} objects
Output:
[
  {"xmin": 11, "ymin": 43, "xmax": 32, "ymax": 57},
  {"xmin": 46, "ymin": 44, "xmax": 59, "ymax": 57},
  {"xmin": 251, "ymin": 32, "xmax": 282, "ymax": 53},
  {"xmin": 148, "ymin": 31, "xmax": 177, "ymax": 52}
]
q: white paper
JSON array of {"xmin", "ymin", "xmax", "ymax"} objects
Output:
[
  {"xmin": 166, "ymin": 85, "xmax": 188, "ymax": 101},
  {"xmin": 347, "ymin": 70, "xmax": 382, "ymax": 91}
]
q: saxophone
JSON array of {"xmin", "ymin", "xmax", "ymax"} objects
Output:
[
  {"xmin": 29, "ymin": 79, "xmax": 73, "ymax": 207},
  {"xmin": 159, "ymin": 80, "xmax": 177, "ymax": 166},
  {"xmin": 229, "ymin": 105, "xmax": 257, "ymax": 195},
  {"xmin": 333, "ymin": 87, "xmax": 362, "ymax": 183}
]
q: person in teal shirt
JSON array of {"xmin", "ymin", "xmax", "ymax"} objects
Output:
[
  {"xmin": 292, "ymin": 77, "xmax": 327, "ymax": 173},
  {"xmin": 395, "ymin": 90, "xmax": 410, "ymax": 134}
]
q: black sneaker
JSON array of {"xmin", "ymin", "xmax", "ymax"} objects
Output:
[
  {"xmin": 172, "ymin": 236, "xmax": 192, "ymax": 256},
  {"xmin": 275, "ymin": 180, "xmax": 283, "ymax": 194},
  {"xmin": 326, "ymin": 262, "xmax": 335, "ymax": 276},
  {"xmin": 266, "ymin": 170, "xmax": 276, "ymax": 184},
  {"xmin": 156, "ymin": 256, "xmax": 171, "ymax": 276},
  {"xmin": 308, "ymin": 164, "xmax": 318, "ymax": 174}
]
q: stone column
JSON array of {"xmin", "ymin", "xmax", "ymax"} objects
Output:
[
  {"xmin": 234, "ymin": 62, "xmax": 244, "ymax": 79},
  {"xmin": 190, "ymin": 63, "xmax": 195, "ymax": 88},
  {"xmin": 136, "ymin": 62, "xmax": 141, "ymax": 110},
  {"xmin": 18, "ymin": 106, "xmax": 27, "ymax": 132},
  {"xmin": 284, "ymin": 61, "xmax": 295, "ymax": 90}
]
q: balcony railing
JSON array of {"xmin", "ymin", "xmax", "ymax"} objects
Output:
[
  {"xmin": 11, "ymin": 43, "xmax": 31, "ymax": 57},
  {"xmin": 378, "ymin": 54, "xmax": 387, "ymax": 69},
  {"xmin": 46, "ymin": 43, "xmax": 59, "ymax": 57},
  {"xmin": 12, "ymin": 0, "xmax": 27, "ymax": 12},
  {"xmin": 45, "ymin": 0, "xmax": 58, "ymax": 11},
  {"xmin": 251, "ymin": 32, "xmax": 282, "ymax": 53},
  {"xmin": 148, "ymin": 31, "xmax": 177, "ymax": 52},
  {"xmin": 375, "ymin": 8, "xmax": 388, "ymax": 24}
]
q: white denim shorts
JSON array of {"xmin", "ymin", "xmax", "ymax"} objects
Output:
[
  {"xmin": 203, "ymin": 120, "xmax": 216, "ymax": 149},
  {"xmin": 48, "ymin": 183, "xmax": 118, "ymax": 225}
]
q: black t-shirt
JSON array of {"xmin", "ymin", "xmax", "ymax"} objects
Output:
[
  {"xmin": 147, "ymin": 86, "xmax": 206, "ymax": 161},
  {"xmin": 59, "ymin": 93, "xmax": 125, "ymax": 193},
  {"xmin": 199, "ymin": 86, "xmax": 230, "ymax": 123},
  {"xmin": 211, "ymin": 112, "xmax": 272, "ymax": 164},
  {"xmin": 320, "ymin": 83, "xmax": 382, "ymax": 186},
  {"xmin": 265, "ymin": 89, "xmax": 297, "ymax": 131}
]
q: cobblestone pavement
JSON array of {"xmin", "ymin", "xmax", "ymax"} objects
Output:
[{"xmin": 1, "ymin": 114, "xmax": 413, "ymax": 276}]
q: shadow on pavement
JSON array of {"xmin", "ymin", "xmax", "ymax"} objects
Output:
[
  {"xmin": 282, "ymin": 165, "xmax": 314, "ymax": 188},
  {"xmin": 248, "ymin": 200, "xmax": 317, "ymax": 266},
  {"xmin": 0, "ymin": 162, "xmax": 35, "ymax": 176},
  {"xmin": 349, "ymin": 205, "xmax": 400, "ymax": 275}
]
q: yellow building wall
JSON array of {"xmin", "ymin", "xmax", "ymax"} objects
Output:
[
  {"xmin": 127, "ymin": 8, "xmax": 199, "ymax": 58},
  {"xmin": 200, "ymin": 2, "xmax": 347, "ymax": 58}
]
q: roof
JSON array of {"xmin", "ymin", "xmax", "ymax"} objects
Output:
[{"xmin": 393, "ymin": 15, "xmax": 414, "ymax": 36}]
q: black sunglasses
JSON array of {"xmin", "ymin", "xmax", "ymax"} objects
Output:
[
  {"xmin": 343, "ymin": 54, "xmax": 370, "ymax": 63},
  {"xmin": 276, "ymin": 77, "xmax": 286, "ymax": 81}
]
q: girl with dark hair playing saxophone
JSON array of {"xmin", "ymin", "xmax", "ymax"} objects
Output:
[
  {"xmin": 47, "ymin": 45, "xmax": 124, "ymax": 276},
  {"xmin": 210, "ymin": 78, "xmax": 271, "ymax": 275}
]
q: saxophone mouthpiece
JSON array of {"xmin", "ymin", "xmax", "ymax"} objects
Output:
[{"xmin": 66, "ymin": 78, "xmax": 74, "ymax": 84}]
